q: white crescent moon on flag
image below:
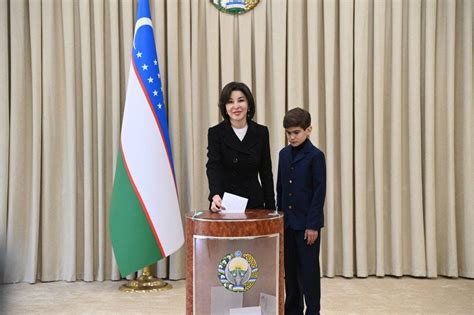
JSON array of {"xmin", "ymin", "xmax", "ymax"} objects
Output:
[{"xmin": 133, "ymin": 17, "xmax": 153, "ymax": 49}]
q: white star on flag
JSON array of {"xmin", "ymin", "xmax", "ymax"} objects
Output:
[
  {"xmin": 153, "ymin": 90, "xmax": 158, "ymax": 96},
  {"xmin": 142, "ymin": 64, "xmax": 148, "ymax": 70},
  {"xmin": 136, "ymin": 51, "xmax": 142, "ymax": 58},
  {"xmin": 148, "ymin": 77, "xmax": 154, "ymax": 83}
]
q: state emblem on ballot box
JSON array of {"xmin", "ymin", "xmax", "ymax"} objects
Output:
[{"xmin": 218, "ymin": 250, "xmax": 259, "ymax": 292}]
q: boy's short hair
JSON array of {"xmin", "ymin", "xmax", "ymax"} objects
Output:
[{"xmin": 283, "ymin": 107, "xmax": 311, "ymax": 129}]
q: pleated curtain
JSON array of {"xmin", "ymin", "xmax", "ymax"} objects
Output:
[{"xmin": 0, "ymin": 0, "xmax": 472, "ymax": 283}]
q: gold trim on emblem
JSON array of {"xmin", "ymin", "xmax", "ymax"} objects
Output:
[{"xmin": 210, "ymin": 0, "xmax": 260, "ymax": 15}]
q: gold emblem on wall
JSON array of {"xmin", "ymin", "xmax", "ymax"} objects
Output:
[{"xmin": 210, "ymin": 0, "xmax": 260, "ymax": 15}]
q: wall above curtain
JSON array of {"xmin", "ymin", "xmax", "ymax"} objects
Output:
[{"xmin": 0, "ymin": 0, "xmax": 472, "ymax": 283}]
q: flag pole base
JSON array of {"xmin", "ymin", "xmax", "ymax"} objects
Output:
[{"xmin": 119, "ymin": 265, "xmax": 172, "ymax": 293}]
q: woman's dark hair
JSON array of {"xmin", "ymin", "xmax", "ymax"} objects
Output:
[
  {"xmin": 218, "ymin": 81, "xmax": 256, "ymax": 120},
  {"xmin": 283, "ymin": 107, "xmax": 311, "ymax": 129}
]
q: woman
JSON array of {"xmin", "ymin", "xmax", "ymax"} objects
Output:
[{"xmin": 206, "ymin": 81, "xmax": 276, "ymax": 212}]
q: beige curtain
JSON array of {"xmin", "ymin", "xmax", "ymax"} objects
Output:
[{"xmin": 0, "ymin": 0, "xmax": 472, "ymax": 283}]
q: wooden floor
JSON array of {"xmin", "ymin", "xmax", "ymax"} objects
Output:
[{"xmin": 1, "ymin": 277, "xmax": 473, "ymax": 314}]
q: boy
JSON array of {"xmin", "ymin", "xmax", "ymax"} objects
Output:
[{"xmin": 277, "ymin": 107, "xmax": 326, "ymax": 315}]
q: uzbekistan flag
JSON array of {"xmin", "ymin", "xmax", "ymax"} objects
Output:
[{"xmin": 109, "ymin": 0, "xmax": 184, "ymax": 277}]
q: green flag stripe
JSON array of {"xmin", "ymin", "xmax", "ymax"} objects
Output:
[{"xmin": 109, "ymin": 149, "xmax": 164, "ymax": 276}]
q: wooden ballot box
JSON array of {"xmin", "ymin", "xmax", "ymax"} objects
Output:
[{"xmin": 186, "ymin": 210, "xmax": 284, "ymax": 315}]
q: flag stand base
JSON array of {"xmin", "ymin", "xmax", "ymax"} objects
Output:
[{"xmin": 119, "ymin": 266, "xmax": 172, "ymax": 293}]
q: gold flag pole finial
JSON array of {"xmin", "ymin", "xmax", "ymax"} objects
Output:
[{"xmin": 119, "ymin": 265, "xmax": 172, "ymax": 292}]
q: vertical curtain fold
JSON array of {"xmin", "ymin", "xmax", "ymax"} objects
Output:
[
  {"xmin": 165, "ymin": 0, "xmax": 191, "ymax": 280},
  {"xmin": 4, "ymin": 0, "xmax": 42, "ymax": 283},
  {"xmin": 406, "ymin": 0, "xmax": 426, "ymax": 277},
  {"xmin": 435, "ymin": 0, "xmax": 458, "ymax": 277},
  {"xmin": 321, "ymin": 0, "xmax": 337, "ymax": 278},
  {"xmin": 337, "ymin": 0, "xmax": 355, "ymax": 278},
  {"xmin": 454, "ymin": 0, "xmax": 473, "ymax": 279},
  {"xmin": 78, "ymin": 0, "xmax": 93, "ymax": 281},
  {"xmin": 372, "ymin": 0, "xmax": 388, "ymax": 277},
  {"xmin": 388, "ymin": 0, "xmax": 403, "ymax": 276},
  {"xmin": 253, "ymin": 0, "xmax": 267, "ymax": 124},
  {"xmin": 267, "ymin": 0, "xmax": 287, "ymax": 165},
  {"xmin": 0, "ymin": 0, "xmax": 10, "ymax": 279},
  {"xmin": 39, "ymin": 0, "xmax": 75, "ymax": 281},
  {"xmin": 422, "ymin": 0, "xmax": 438, "ymax": 278}
]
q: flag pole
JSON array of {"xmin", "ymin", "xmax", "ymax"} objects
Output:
[{"xmin": 119, "ymin": 265, "xmax": 172, "ymax": 293}]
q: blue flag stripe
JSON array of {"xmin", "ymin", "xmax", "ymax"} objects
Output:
[{"xmin": 132, "ymin": 0, "xmax": 176, "ymax": 175}]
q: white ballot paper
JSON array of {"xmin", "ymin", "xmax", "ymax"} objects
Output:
[
  {"xmin": 229, "ymin": 306, "xmax": 262, "ymax": 315},
  {"xmin": 221, "ymin": 192, "xmax": 248, "ymax": 213},
  {"xmin": 210, "ymin": 286, "xmax": 243, "ymax": 315},
  {"xmin": 259, "ymin": 293, "xmax": 277, "ymax": 315}
]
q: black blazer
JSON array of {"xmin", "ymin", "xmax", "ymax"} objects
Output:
[{"xmin": 206, "ymin": 120, "xmax": 276, "ymax": 210}]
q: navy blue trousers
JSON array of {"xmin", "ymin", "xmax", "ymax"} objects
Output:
[{"xmin": 284, "ymin": 228, "xmax": 321, "ymax": 315}]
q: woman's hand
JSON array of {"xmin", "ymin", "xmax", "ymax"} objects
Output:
[{"xmin": 210, "ymin": 195, "xmax": 225, "ymax": 212}]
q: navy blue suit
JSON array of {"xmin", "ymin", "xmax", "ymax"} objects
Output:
[{"xmin": 277, "ymin": 139, "xmax": 326, "ymax": 315}]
